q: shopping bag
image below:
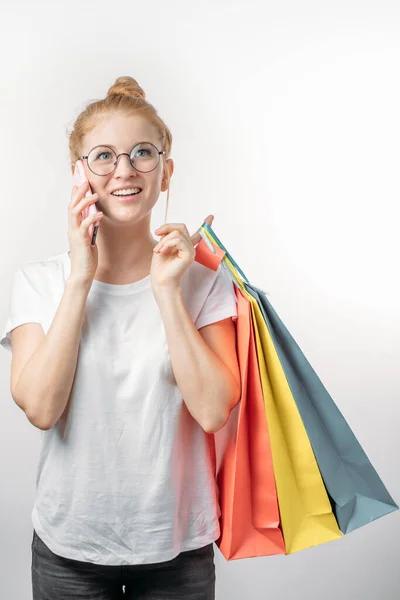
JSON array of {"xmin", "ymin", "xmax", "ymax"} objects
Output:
[
  {"xmin": 197, "ymin": 227, "xmax": 343, "ymax": 554},
  {"xmin": 197, "ymin": 241, "xmax": 286, "ymax": 560},
  {"xmin": 198, "ymin": 222, "xmax": 398, "ymax": 540},
  {"xmin": 247, "ymin": 283, "xmax": 399, "ymax": 533}
]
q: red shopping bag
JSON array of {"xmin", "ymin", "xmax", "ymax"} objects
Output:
[{"xmin": 197, "ymin": 238, "xmax": 286, "ymax": 560}]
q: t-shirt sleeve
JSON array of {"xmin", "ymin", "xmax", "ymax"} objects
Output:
[
  {"xmin": 0, "ymin": 267, "xmax": 44, "ymax": 354},
  {"xmin": 195, "ymin": 264, "xmax": 238, "ymax": 330}
]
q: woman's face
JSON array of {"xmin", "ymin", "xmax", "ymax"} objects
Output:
[{"xmin": 74, "ymin": 113, "xmax": 173, "ymax": 224}]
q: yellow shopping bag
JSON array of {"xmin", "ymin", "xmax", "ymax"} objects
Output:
[
  {"xmin": 249, "ymin": 294, "xmax": 342, "ymax": 553},
  {"xmin": 198, "ymin": 226, "xmax": 342, "ymax": 554}
]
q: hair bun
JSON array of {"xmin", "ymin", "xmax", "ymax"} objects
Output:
[{"xmin": 106, "ymin": 76, "xmax": 146, "ymax": 100}]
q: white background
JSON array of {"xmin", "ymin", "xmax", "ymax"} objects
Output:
[{"xmin": 0, "ymin": 0, "xmax": 399, "ymax": 598}]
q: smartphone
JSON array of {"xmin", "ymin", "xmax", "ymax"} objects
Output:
[{"xmin": 72, "ymin": 160, "xmax": 100, "ymax": 246}]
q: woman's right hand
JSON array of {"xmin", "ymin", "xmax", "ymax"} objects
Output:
[{"xmin": 68, "ymin": 181, "xmax": 104, "ymax": 286}]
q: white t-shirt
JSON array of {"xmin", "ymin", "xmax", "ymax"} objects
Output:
[{"xmin": 0, "ymin": 250, "xmax": 238, "ymax": 566}]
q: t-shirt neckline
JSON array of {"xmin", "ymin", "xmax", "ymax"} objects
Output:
[{"xmin": 64, "ymin": 251, "xmax": 151, "ymax": 296}]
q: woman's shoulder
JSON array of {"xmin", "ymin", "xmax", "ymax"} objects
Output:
[
  {"xmin": 182, "ymin": 259, "xmax": 220, "ymax": 295},
  {"xmin": 17, "ymin": 251, "xmax": 69, "ymax": 292},
  {"xmin": 180, "ymin": 259, "xmax": 227, "ymax": 310}
]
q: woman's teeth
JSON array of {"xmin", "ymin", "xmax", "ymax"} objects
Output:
[{"xmin": 111, "ymin": 188, "xmax": 142, "ymax": 196}]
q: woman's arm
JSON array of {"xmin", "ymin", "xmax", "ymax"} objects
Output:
[
  {"xmin": 12, "ymin": 277, "xmax": 91, "ymax": 430},
  {"xmin": 153, "ymin": 284, "xmax": 241, "ymax": 434}
]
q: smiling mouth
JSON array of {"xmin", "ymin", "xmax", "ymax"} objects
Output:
[
  {"xmin": 111, "ymin": 190, "xmax": 143, "ymax": 202},
  {"xmin": 111, "ymin": 188, "xmax": 142, "ymax": 195}
]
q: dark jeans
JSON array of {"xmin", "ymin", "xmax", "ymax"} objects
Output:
[{"xmin": 31, "ymin": 529, "xmax": 216, "ymax": 599}]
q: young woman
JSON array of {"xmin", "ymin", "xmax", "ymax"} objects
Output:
[{"xmin": 1, "ymin": 75, "xmax": 240, "ymax": 599}]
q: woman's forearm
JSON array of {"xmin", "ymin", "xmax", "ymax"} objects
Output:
[{"xmin": 153, "ymin": 283, "xmax": 237, "ymax": 433}]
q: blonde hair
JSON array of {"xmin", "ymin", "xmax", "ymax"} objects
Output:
[{"xmin": 66, "ymin": 76, "xmax": 172, "ymax": 223}]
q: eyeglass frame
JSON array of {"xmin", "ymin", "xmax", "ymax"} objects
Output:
[{"xmin": 80, "ymin": 141, "xmax": 167, "ymax": 176}]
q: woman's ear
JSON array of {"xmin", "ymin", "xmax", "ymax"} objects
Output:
[{"xmin": 161, "ymin": 158, "xmax": 174, "ymax": 191}]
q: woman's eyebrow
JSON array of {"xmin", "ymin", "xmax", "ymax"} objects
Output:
[{"xmin": 102, "ymin": 141, "xmax": 145, "ymax": 150}]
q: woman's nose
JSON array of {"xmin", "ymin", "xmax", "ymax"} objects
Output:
[{"xmin": 113, "ymin": 153, "xmax": 138, "ymax": 175}]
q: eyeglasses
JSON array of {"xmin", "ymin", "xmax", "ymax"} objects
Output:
[{"xmin": 81, "ymin": 142, "xmax": 166, "ymax": 176}]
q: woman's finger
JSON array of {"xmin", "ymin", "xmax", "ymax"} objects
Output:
[{"xmin": 190, "ymin": 215, "xmax": 214, "ymax": 247}]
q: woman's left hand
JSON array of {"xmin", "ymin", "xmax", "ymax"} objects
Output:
[{"xmin": 151, "ymin": 214, "xmax": 214, "ymax": 291}]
